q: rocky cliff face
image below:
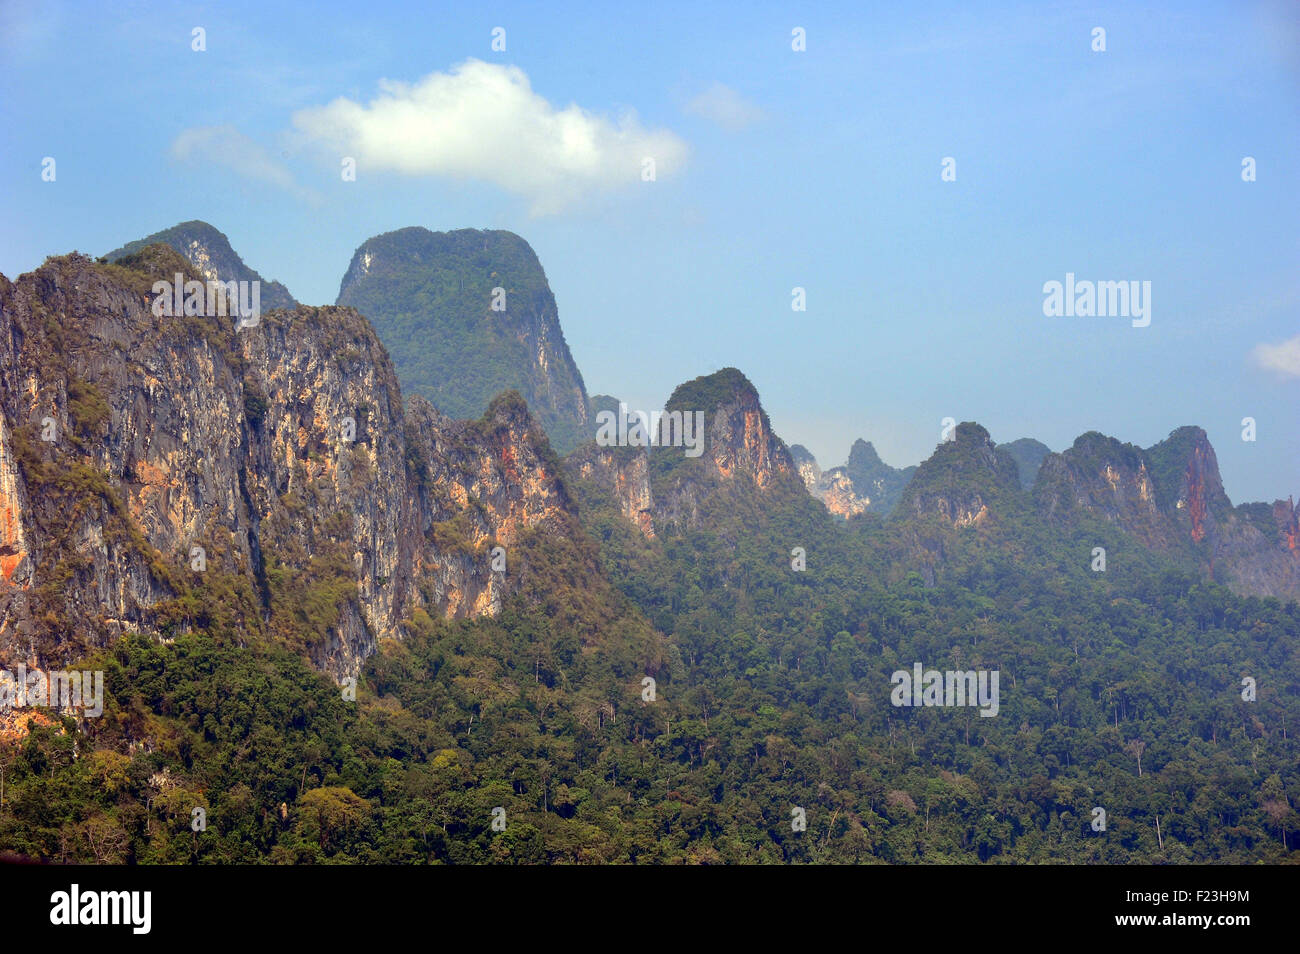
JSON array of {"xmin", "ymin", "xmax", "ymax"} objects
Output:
[
  {"xmin": 570, "ymin": 444, "xmax": 655, "ymax": 536},
  {"xmin": 845, "ymin": 439, "xmax": 916, "ymax": 515},
  {"xmin": 898, "ymin": 423, "xmax": 1022, "ymax": 528},
  {"xmin": 1145, "ymin": 426, "xmax": 1233, "ymax": 543},
  {"xmin": 336, "ymin": 227, "xmax": 590, "ymax": 452},
  {"xmin": 789, "ymin": 445, "xmax": 869, "ymax": 518},
  {"xmin": 104, "ymin": 220, "xmax": 297, "ymax": 312},
  {"xmin": 1034, "ymin": 432, "xmax": 1171, "ymax": 546},
  {"xmin": 1035, "ymin": 426, "xmax": 1298, "ymax": 600},
  {"xmin": 569, "ymin": 369, "xmax": 807, "ymax": 537},
  {"xmin": 0, "ymin": 245, "xmax": 567, "ymax": 678}
]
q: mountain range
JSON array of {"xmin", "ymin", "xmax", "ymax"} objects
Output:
[{"xmin": 0, "ymin": 221, "xmax": 1294, "ymax": 864}]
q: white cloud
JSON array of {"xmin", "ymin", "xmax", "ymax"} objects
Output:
[
  {"xmin": 289, "ymin": 59, "xmax": 688, "ymax": 215},
  {"xmin": 684, "ymin": 83, "xmax": 765, "ymax": 131},
  {"xmin": 1253, "ymin": 334, "xmax": 1300, "ymax": 377},
  {"xmin": 170, "ymin": 125, "xmax": 313, "ymax": 199}
]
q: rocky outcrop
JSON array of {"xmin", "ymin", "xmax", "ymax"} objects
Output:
[
  {"xmin": 104, "ymin": 220, "xmax": 297, "ymax": 311},
  {"xmin": 0, "ymin": 245, "xmax": 568, "ymax": 678},
  {"xmin": 1034, "ymin": 432, "xmax": 1170, "ymax": 546},
  {"xmin": 405, "ymin": 393, "xmax": 569, "ymax": 617},
  {"xmin": 569, "ymin": 369, "xmax": 808, "ymax": 537},
  {"xmin": 845, "ymin": 439, "xmax": 916, "ymax": 515},
  {"xmin": 1035, "ymin": 425, "xmax": 1298, "ymax": 601},
  {"xmin": 789, "ymin": 445, "xmax": 869, "ymax": 518},
  {"xmin": 1145, "ymin": 427, "xmax": 1233, "ymax": 544},
  {"xmin": 898, "ymin": 423, "xmax": 1022, "ymax": 527},
  {"xmin": 570, "ymin": 444, "xmax": 655, "ymax": 536},
  {"xmin": 337, "ymin": 227, "xmax": 590, "ymax": 452}
]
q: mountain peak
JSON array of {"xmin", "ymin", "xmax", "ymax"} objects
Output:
[
  {"xmin": 1144, "ymin": 425, "xmax": 1230, "ymax": 539},
  {"xmin": 104, "ymin": 220, "xmax": 297, "ymax": 310},
  {"xmin": 848, "ymin": 438, "xmax": 884, "ymax": 470},
  {"xmin": 664, "ymin": 367, "xmax": 759, "ymax": 414},
  {"xmin": 998, "ymin": 437, "xmax": 1052, "ymax": 489},
  {"xmin": 898, "ymin": 422, "xmax": 1021, "ymax": 526},
  {"xmin": 336, "ymin": 226, "xmax": 590, "ymax": 452}
]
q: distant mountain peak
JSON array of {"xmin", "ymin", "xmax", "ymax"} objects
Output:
[
  {"xmin": 570, "ymin": 367, "xmax": 807, "ymax": 535},
  {"xmin": 336, "ymin": 226, "xmax": 590, "ymax": 452},
  {"xmin": 898, "ymin": 422, "xmax": 1021, "ymax": 526},
  {"xmin": 664, "ymin": 367, "xmax": 759, "ymax": 414},
  {"xmin": 848, "ymin": 438, "xmax": 885, "ymax": 470},
  {"xmin": 789, "ymin": 445, "xmax": 869, "ymax": 518},
  {"xmin": 998, "ymin": 437, "xmax": 1052, "ymax": 490},
  {"xmin": 104, "ymin": 220, "xmax": 297, "ymax": 311}
]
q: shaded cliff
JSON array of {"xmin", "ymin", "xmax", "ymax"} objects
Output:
[{"xmin": 337, "ymin": 227, "xmax": 590, "ymax": 452}]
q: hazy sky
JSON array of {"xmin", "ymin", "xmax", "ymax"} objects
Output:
[{"xmin": 2, "ymin": 0, "xmax": 1297, "ymax": 502}]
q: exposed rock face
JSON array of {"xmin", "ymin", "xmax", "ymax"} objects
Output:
[
  {"xmin": 0, "ymin": 246, "xmax": 567, "ymax": 678},
  {"xmin": 104, "ymin": 220, "xmax": 297, "ymax": 311},
  {"xmin": 1034, "ymin": 432, "xmax": 1170, "ymax": 546},
  {"xmin": 1035, "ymin": 426, "xmax": 1298, "ymax": 601},
  {"xmin": 569, "ymin": 369, "xmax": 807, "ymax": 536},
  {"xmin": 1145, "ymin": 426, "xmax": 1233, "ymax": 544},
  {"xmin": 337, "ymin": 227, "xmax": 590, "ymax": 452},
  {"xmin": 845, "ymin": 439, "xmax": 916, "ymax": 515},
  {"xmin": 570, "ymin": 445, "xmax": 655, "ymax": 537},
  {"xmin": 789, "ymin": 445, "xmax": 869, "ymax": 518},
  {"xmin": 649, "ymin": 369, "xmax": 805, "ymax": 534},
  {"xmin": 404, "ymin": 393, "xmax": 569, "ymax": 617},
  {"xmin": 898, "ymin": 423, "xmax": 1022, "ymax": 527},
  {"xmin": 0, "ymin": 413, "xmax": 33, "ymax": 588}
]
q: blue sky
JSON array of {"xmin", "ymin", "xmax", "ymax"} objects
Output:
[{"xmin": 2, "ymin": 0, "xmax": 1297, "ymax": 502}]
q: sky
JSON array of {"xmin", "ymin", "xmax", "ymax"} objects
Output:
[{"xmin": 2, "ymin": 0, "xmax": 1297, "ymax": 503}]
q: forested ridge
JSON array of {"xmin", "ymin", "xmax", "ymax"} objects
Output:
[{"xmin": 2, "ymin": 438, "xmax": 1295, "ymax": 864}]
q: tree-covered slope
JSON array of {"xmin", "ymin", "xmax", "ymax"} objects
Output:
[{"xmin": 336, "ymin": 227, "xmax": 590, "ymax": 452}]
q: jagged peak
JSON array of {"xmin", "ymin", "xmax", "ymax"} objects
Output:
[
  {"xmin": 897, "ymin": 421, "xmax": 1022, "ymax": 526},
  {"xmin": 950, "ymin": 421, "xmax": 994, "ymax": 446},
  {"xmin": 1057, "ymin": 430, "xmax": 1147, "ymax": 469},
  {"xmin": 1145, "ymin": 424, "xmax": 1230, "ymax": 517},
  {"xmin": 848, "ymin": 438, "xmax": 886, "ymax": 470}
]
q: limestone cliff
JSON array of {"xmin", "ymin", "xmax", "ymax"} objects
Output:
[
  {"xmin": 897, "ymin": 423, "xmax": 1022, "ymax": 528},
  {"xmin": 104, "ymin": 220, "xmax": 297, "ymax": 311},
  {"xmin": 337, "ymin": 227, "xmax": 590, "ymax": 452},
  {"xmin": 0, "ymin": 245, "xmax": 568, "ymax": 678},
  {"xmin": 1035, "ymin": 426, "xmax": 1298, "ymax": 600},
  {"xmin": 789, "ymin": 445, "xmax": 869, "ymax": 518},
  {"xmin": 568, "ymin": 369, "xmax": 810, "ymax": 537}
]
